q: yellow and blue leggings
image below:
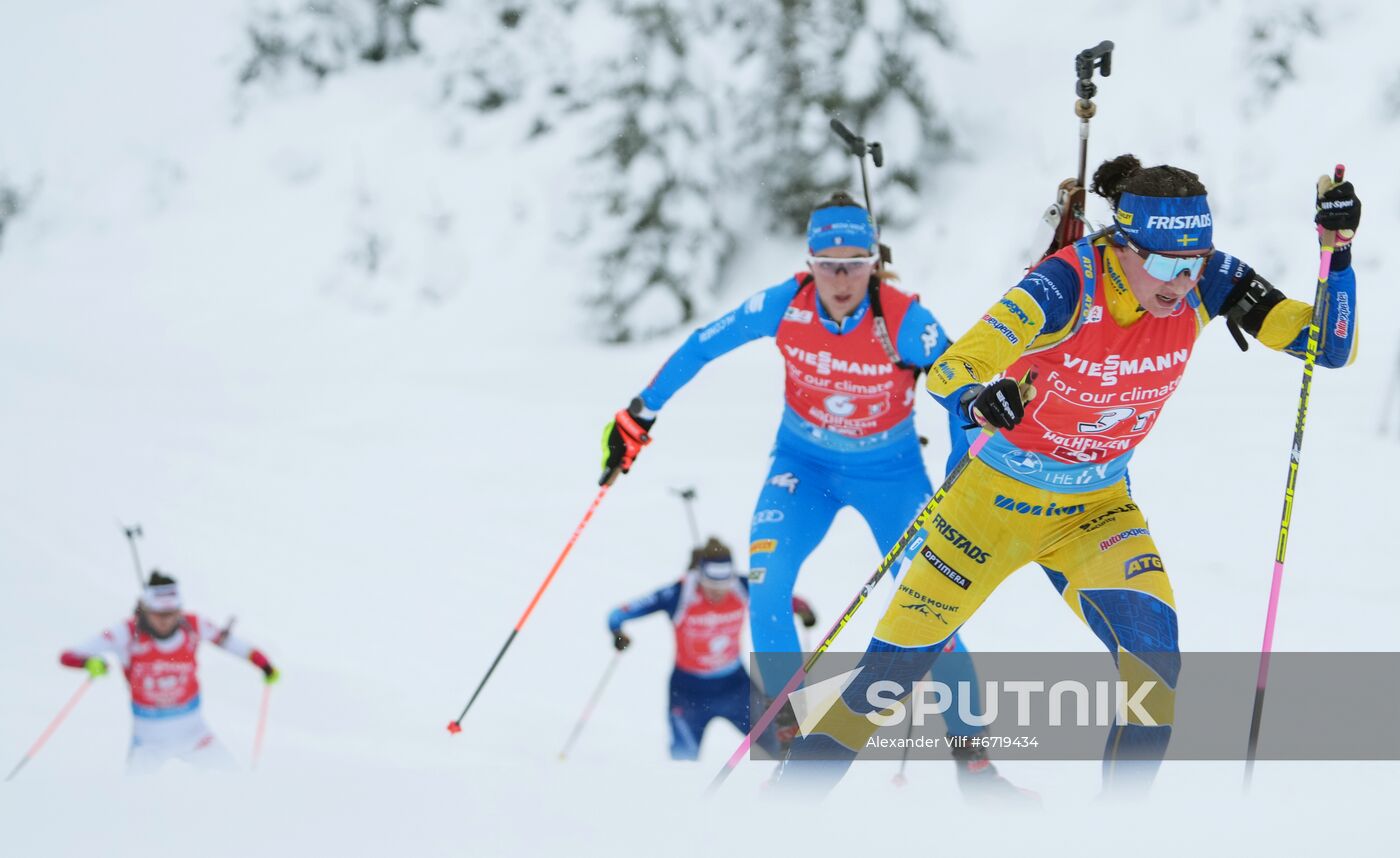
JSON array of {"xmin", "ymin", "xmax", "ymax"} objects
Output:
[{"xmin": 781, "ymin": 459, "xmax": 1179, "ymax": 790}]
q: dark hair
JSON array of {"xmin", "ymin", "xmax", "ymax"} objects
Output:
[
  {"xmin": 1091, "ymin": 154, "xmax": 1207, "ymax": 208},
  {"xmin": 689, "ymin": 536, "xmax": 732, "ymax": 570},
  {"xmin": 147, "ymin": 570, "xmax": 177, "ymax": 587},
  {"xmin": 813, "ymin": 190, "xmax": 864, "ymax": 212}
]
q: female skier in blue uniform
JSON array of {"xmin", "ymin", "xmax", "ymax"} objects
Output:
[{"xmin": 601, "ymin": 192, "xmax": 1018, "ymax": 793}]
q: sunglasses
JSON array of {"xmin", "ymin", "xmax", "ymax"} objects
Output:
[
  {"xmin": 807, "ymin": 253, "xmax": 879, "ymax": 274},
  {"xmin": 1117, "ymin": 233, "xmax": 1211, "ymax": 282}
]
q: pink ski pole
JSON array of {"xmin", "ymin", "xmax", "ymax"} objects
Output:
[
  {"xmin": 558, "ymin": 651, "xmax": 623, "ymax": 761},
  {"xmin": 251, "ymin": 684, "xmax": 272, "ymax": 770},
  {"xmin": 1243, "ymin": 166, "xmax": 1345, "ymax": 788},
  {"xmin": 5, "ymin": 678, "xmax": 94, "ymax": 781}
]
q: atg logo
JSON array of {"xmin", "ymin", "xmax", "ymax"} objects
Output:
[{"xmin": 1124, "ymin": 553, "xmax": 1164, "ymax": 579}]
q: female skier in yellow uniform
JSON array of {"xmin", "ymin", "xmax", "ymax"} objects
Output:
[{"xmin": 775, "ymin": 154, "xmax": 1360, "ymax": 792}]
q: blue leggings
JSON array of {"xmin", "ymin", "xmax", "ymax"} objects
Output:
[
  {"xmin": 668, "ymin": 667, "xmax": 778, "ymax": 760},
  {"xmin": 747, "ymin": 440, "xmax": 982, "ymax": 737}
]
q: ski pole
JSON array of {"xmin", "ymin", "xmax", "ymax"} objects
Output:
[
  {"xmin": 250, "ymin": 683, "xmax": 272, "ymax": 770},
  {"xmin": 707, "ymin": 425, "xmax": 1002, "ymax": 794},
  {"xmin": 121, "ymin": 522, "xmax": 146, "ymax": 589},
  {"xmin": 558, "ymin": 651, "xmax": 623, "ymax": 761},
  {"xmin": 1243, "ymin": 166, "xmax": 1345, "ymax": 789},
  {"xmin": 5, "ymin": 678, "xmax": 94, "ymax": 782},
  {"xmin": 671, "ymin": 486, "xmax": 701, "ymax": 547},
  {"xmin": 891, "ymin": 714, "xmax": 915, "ymax": 787},
  {"xmin": 448, "ymin": 483, "xmax": 614, "ymax": 734}
]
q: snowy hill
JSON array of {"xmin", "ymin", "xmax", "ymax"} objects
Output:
[{"xmin": 1, "ymin": 1, "xmax": 1396, "ymax": 855}]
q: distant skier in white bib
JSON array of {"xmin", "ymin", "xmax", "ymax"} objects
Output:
[{"xmin": 59, "ymin": 572, "xmax": 279, "ymax": 774}]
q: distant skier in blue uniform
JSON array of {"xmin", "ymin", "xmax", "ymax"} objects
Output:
[{"xmin": 607, "ymin": 538, "xmax": 814, "ymax": 760}]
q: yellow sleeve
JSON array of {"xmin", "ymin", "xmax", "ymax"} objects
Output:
[
  {"xmin": 1255, "ymin": 296, "xmax": 1314, "ymax": 352},
  {"xmin": 927, "ymin": 287, "xmax": 1047, "ymax": 398}
]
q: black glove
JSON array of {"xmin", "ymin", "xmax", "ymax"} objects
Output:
[
  {"xmin": 1315, "ymin": 177, "xmax": 1360, "ymax": 233},
  {"xmin": 612, "ymin": 630, "xmax": 631, "ymax": 651},
  {"xmin": 599, "ymin": 398, "xmax": 656, "ymax": 486},
  {"xmin": 962, "ymin": 379, "xmax": 1027, "ymax": 430}
]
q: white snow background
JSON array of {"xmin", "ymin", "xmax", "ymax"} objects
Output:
[{"xmin": 1, "ymin": 1, "xmax": 1396, "ymax": 855}]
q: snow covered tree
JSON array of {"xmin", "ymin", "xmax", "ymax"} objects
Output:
[
  {"xmin": 575, "ymin": 0, "xmax": 737, "ymax": 342},
  {"xmin": 231, "ymin": 0, "xmax": 962, "ymax": 339},
  {"xmin": 735, "ymin": 0, "xmax": 958, "ymax": 234},
  {"xmin": 0, "ymin": 176, "xmax": 32, "ymax": 253},
  {"xmin": 240, "ymin": 0, "xmax": 444, "ymax": 85},
  {"xmin": 1243, "ymin": 6, "xmax": 1322, "ymax": 112},
  {"xmin": 438, "ymin": 0, "xmax": 583, "ymax": 132},
  {"xmin": 579, "ymin": 0, "xmax": 959, "ymax": 340}
]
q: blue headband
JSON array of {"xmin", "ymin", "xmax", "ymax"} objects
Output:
[
  {"xmin": 807, "ymin": 205, "xmax": 876, "ymax": 252},
  {"xmin": 1113, "ymin": 192, "xmax": 1213, "ymax": 252}
]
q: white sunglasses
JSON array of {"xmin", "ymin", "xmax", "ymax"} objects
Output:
[{"xmin": 807, "ymin": 254, "xmax": 880, "ymax": 272}]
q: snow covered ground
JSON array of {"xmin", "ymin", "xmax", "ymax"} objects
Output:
[{"xmin": 1, "ymin": 1, "xmax": 1396, "ymax": 854}]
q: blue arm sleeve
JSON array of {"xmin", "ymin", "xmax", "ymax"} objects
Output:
[
  {"xmin": 894, "ymin": 301, "xmax": 951, "ymax": 368},
  {"xmin": 607, "ymin": 582, "xmax": 682, "ymax": 632},
  {"xmin": 1015, "ymin": 257, "xmax": 1080, "ymax": 334},
  {"xmin": 638, "ymin": 279, "xmax": 801, "ymax": 411},
  {"xmin": 1309, "ymin": 264, "xmax": 1357, "ymax": 367}
]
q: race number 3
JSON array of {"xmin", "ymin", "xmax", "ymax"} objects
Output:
[{"xmin": 1077, "ymin": 407, "xmax": 1158, "ymax": 435}]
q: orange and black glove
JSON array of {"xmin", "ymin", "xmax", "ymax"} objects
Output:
[{"xmin": 599, "ymin": 398, "xmax": 656, "ymax": 485}]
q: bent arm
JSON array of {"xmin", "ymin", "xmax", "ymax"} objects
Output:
[
  {"xmin": 925, "ymin": 258, "xmax": 1079, "ymax": 416},
  {"xmin": 1201, "ymin": 250, "xmax": 1358, "ymax": 368},
  {"xmin": 193, "ymin": 615, "xmax": 272, "ymax": 671},
  {"xmin": 60, "ymin": 624, "xmax": 130, "ymax": 669},
  {"xmin": 607, "ymin": 582, "xmax": 682, "ymax": 632}
]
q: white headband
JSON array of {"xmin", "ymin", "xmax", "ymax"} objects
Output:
[
  {"xmin": 698, "ymin": 559, "xmax": 735, "ymax": 582},
  {"xmin": 141, "ymin": 583, "xmax": 182, "ymax": 612}
]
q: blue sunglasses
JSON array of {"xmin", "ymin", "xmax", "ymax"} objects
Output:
[{"xmin": 1118, "ymin": 233, "xmax": 1211, "ymax": 282}]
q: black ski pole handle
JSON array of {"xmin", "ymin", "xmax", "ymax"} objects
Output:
[{"xmin": 829, "ymin": 118, "xmax": 864, "ymax": 157}]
